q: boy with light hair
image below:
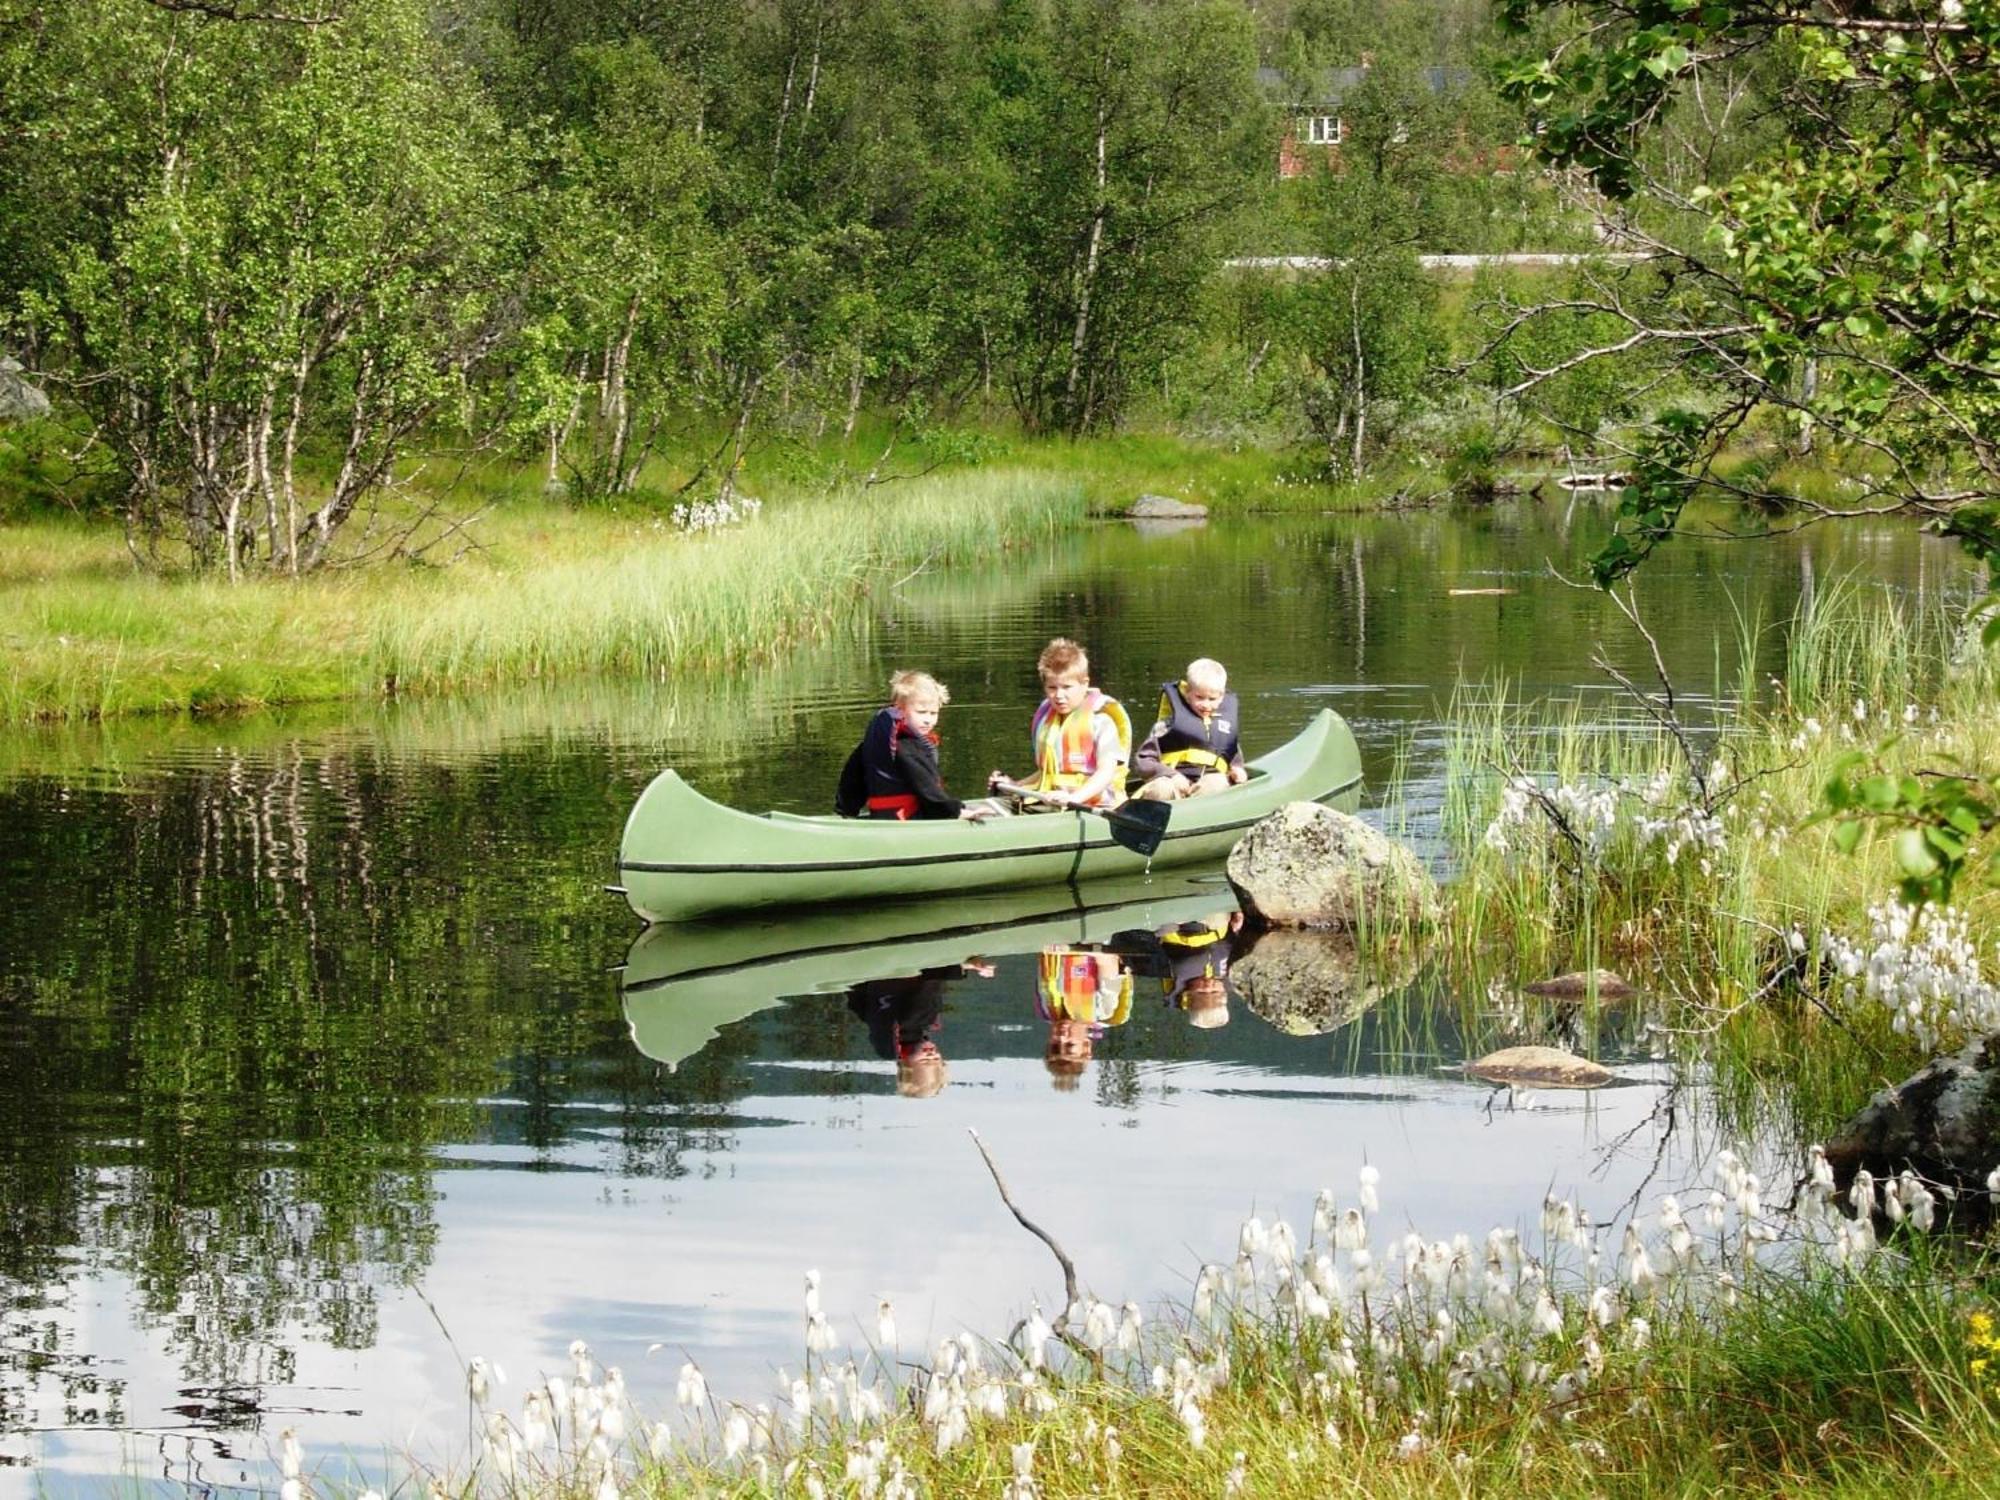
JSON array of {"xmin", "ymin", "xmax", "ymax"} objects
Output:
[
  {"xmin": 988, "ymin": 637, "xmax": 1131, "ymax": 810},
  {"xmin": 836, "ymin": 669, "xmax": 990, "ymax": 820},
  {"xmin": 1131, "ymin": 657, "xmax": 1248, "ymax": 801}
]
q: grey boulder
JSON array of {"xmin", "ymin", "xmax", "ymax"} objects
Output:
[
  {"xmin": 1128, "ymin": 493, "xmax": 1208, "ymax": 519},
  {"xmin": 0, "ymin": 356, "xmax": 50, "ymax": 422},
  {"xmin": 1822, "ymin": 1033, "xmax": 2000, "ymax": 1209},
  {"xmin": 1226, "ymin": 802, "xmax": 1439, "ymax": 932}
]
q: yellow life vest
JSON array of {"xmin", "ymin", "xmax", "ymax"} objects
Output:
[
  {"xmin": 1030, "ymin": 690, "xmax": 1132, "ymax": 799},
  {"xmin": 1153, "ymin": 680, "xmax": 1241, "ymax": 776}
]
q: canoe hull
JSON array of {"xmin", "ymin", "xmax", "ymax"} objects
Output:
[{"xmin": 616, "ymin": 709, "xmax": 1362, "ymax": 923}]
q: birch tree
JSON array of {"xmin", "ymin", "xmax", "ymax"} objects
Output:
[{"xmin": 13, "ymin": 0, "xmax": 518, "ymax": 574}]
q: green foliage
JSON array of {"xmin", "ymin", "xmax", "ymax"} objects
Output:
[
  {"xmin": 5, "ymin": 0, "xmax": 519, "ymax": 573},
  {"xmin": 1498, "ymin": 0, "xmax": 2000, "ymax": 582},
  {"xmin": 1823, "ymin": 752, "xmax": 1999, "ymax": 906}
]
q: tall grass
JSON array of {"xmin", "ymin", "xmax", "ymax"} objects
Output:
[
  {"xmin": 0, "ymin": 470, "xmax": 1084, "ymax": 724},
  {"xmin": 1419, "ymin": 575, "xmax": 2000, "ymax": 1141}
]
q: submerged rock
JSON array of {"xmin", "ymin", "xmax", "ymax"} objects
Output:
[
  {"xmin": 1128, "ymin": 493, "xmax": 1207, "ymax": 519},
  {"xmin": 1226, "ymin": 802, "xmax": 1439, "ymax": 932},
  {"xmin": 1823, "ymin": 1034, "xmax": 2000, "ymax": 1208},
  {"xmin": 1230, "ymin": 929, "xmax": 1417, "ymax": 1037},
  {"xmin": 1523, "ymin": 968, "xmax": 1635, "ymax": 1000},
  {"xmin": 1465, "ymin": 1045, "xmax": 1614, "ymax": 1089}
]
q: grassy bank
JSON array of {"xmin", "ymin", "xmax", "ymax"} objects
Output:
[
  {"xmin": 0, "ymin": 417, "xmax": 1427, "ymax": 725},
  {"xmin": 0, "ymin": 469, "xmax": 1084, "ymax": 724}
]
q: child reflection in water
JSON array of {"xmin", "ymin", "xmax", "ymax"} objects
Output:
[
  {"xmin": 846, "ymin": 962, "xmax": 994, "ymax": 1098},
  {"xmin": 1105, "ymin": 911, "xmax": 1241, "ymax": 1030},
  {"xmin": 1037, "ymin": 947, "xmax": 1133, "ymax": 1091}
]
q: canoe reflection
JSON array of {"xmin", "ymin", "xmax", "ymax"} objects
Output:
[{"xmin": 619, "ymin": 877, "xmax": 1236, "ymax": 1073}]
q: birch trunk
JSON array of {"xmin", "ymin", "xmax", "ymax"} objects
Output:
[
  {"xmin": 843, "ymin": 350, "xmax": 863, "ymax": 438},
  {"xmin": 1063, "ymin": 80, "xmax": 1110, "ymax": 433},
  {"xmin": 1349, "ymin": 277, "xmax": 1366, "ymax": 475}
]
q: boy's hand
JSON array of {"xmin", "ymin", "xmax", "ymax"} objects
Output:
[{"xmin": 1228, "ymin": 765, "xmax": 1249, "ymax": 785}]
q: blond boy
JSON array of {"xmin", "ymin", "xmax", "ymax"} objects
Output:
[
  {"xmin": 1131, "ymin": 657, "xmax": 1248, "ymax": 801},
  {"xmin": 989, "ymin": 638, "xmax": 1131, "ymax": 810}
]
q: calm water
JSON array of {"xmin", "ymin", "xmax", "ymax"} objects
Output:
[{"xmin": 0, "ymin": 504, "xmax": 1966, "ymax": 1491}]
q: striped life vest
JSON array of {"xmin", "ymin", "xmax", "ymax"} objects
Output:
[
  {"xmin": 1037, "ymin": 950, "xmax": 1133, "ymax": 1028},
  {"xmin": 1151, "ymin": 680, "xmax": 1240, "ymax": 778},
  {"xmin": 1029, "ymin": 690, "xmax": 1131, "ymax": 804}
]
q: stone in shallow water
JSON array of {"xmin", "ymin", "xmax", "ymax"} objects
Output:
[
  {"xmin": 1522, "ymin": 968, "xmax": 1635, "ymax": 999},
  {"xmin": 1226, "ymin": 802, "xmax": 1439, "ymax": 932},
  {"xmin": 1464, "ymin": 1045, "xmax": 1614, "ymax": 1089},
  {"xmin": 1127, "ymin": 493, "xmax": 1208, "ymax": 519}
]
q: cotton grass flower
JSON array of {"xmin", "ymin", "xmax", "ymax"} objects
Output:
[
  {"xmin": 1239, "ymin": 1216, "xmax": 1268, "ymax": 1258},
  {"xmin": 1117, "ymin": 1301, "xmax": 1143, "ymax": 1354},
  {"xmin": 1084, "ymin": 1299, "xmax": 1118, "ymax": 1350},
  {"xmin": 1359, "ymin": 1164, "xmax": 1381, "ymax": 1214},
  {"xmin": 676, "ymin": 1362, "xmax": 707, "ymax": 1412},
  {"xmin": 875, "ymin": 1298, "xmax": 896, "ymax": 1350},
  {"xmin": 806, "ymin": 1311, "xmax": 836, "ymax": 1354}
]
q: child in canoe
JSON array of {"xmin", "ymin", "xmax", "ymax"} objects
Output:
[
  {"xmin": 988, "ymin": 637, "xmax": 1132, "ymax": 810},
  {"xmin": 836, "ymin": 670, "xmax": 991, "ymax": 821},
  {"xmin": 1131, "ymin": 656, "xmax": 1248, "ymax": 801}
]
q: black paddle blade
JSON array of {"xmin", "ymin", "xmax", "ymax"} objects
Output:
[{"xmin": 1104, "ymin": 798, "xmax": 1172, "ymax": 857}]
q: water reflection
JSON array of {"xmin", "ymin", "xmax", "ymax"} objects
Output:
[
  {"xmin": 620, "ymin": 878, "xmax": 1237, "ymax": 1076},
  {"xmin": 1109, "ymin": 911, "xmax": 1243, "ymax": 1030},
  {"xmin": 846, "ymin": 962, "xmax": 994, "ymax": 1098}
]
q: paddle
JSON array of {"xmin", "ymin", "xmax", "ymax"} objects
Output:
[{"xmin": 992, "ymin": 780, "xmax": 1173, "ymax": 858}]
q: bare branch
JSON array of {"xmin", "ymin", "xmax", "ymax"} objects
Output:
[{"xmin": 968, "ymin": 1129, "xmax": 1083, "ymax": 1333}]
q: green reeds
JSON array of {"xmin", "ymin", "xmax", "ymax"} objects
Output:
[{"xmin": 0, "ymin": 470, "xmax": 1085, "ymax": 724}]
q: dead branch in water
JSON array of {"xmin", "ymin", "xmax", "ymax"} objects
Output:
[{"xmin": 967, "ymin": 1128, "xmax": 1095, "ymax": 1360}]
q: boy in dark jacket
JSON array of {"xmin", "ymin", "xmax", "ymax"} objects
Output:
[{"xmin": 837, "ymin": 670, "xmax": 991, "ymax": 820}]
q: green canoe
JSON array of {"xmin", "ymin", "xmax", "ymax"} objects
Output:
[
  {"xmin": 619, "ymin": 874, "xmax": 1239, "ymax": 1069},
  {"xmin": 615, "ymin": 707, "xmax": 1362, "ymax": 924}
]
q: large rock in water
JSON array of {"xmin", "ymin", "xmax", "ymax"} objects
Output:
[
  {"xmin": 1231, "ymin": 929, "xmax": 1418, "ymax": 1036},
  {"xmin": 1128, "ymin": 493, "xmax": 1207, "ymax": 519},
  {"xmin": 1823, "ymin": 1034, "xmax": 2000, "ymax": 1205},
  {"xmin": 1226, "ymin": 802, "xmax": 1439, "ymax": 932}
]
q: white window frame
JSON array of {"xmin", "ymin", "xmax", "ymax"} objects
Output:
[{"xmin": 1304, "ymin": 114, "xmax": 1343, "ymax": 146}]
